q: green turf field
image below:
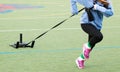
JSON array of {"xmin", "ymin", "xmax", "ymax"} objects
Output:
[{"xmin": 0, "ymin": 0, "xmax": 120, "ymax": 72}]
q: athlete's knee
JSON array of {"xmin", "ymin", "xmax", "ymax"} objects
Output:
[{"xmin": 95, "ymin": 34, "xmax": 103, "ymax": 42}]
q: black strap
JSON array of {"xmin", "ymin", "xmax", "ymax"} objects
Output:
[
  {"xmin": 85, "ymin": 0, "xmax": 97, "ymax": 22},
  {"xmin": 85, "ymin": 7, "xmax": 94, "ymax": 21}
]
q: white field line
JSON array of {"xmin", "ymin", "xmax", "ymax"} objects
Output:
[
  {"xmin": 1, "ymin": 11, "xmax": 119, "ymax": 20},
  {"xmin": 0, "ymin": 16, "xmax": 66, "ymax": 20},
  {"xmin": 0, "ymin": 13, "xmax": 119, "ymax": 20},
  {"xmin": 0, "ymin": 26, "xmax": 120, "ymax": 33},
  {"xmin": 0, "ymin": 13, "xmax": 69, "ymax": 20},
  {"xmin": 0, "ymin": 28, "xmax": 80, "ymax": 33}
]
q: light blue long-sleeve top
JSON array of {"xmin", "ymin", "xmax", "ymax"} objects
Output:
[{"xmin": 70, "ymin": 0, "xmax": 114, "ymax": 30}]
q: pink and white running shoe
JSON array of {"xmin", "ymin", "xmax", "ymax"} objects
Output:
[
  {"xmin": 75, "ymin": 57, "xmax": 85, "ymax": 69},
  {"xmin": 83, "ymin": 43, "xmax": 91, "ymax": 59}
]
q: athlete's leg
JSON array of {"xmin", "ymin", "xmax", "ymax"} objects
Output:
[
  {"xmin": 75, "ymin": 24, "xmax": 103, "ymax": 69},
  {"xmin": 81, "ymin": 24, "xmax": 103, "ymax": 49}
]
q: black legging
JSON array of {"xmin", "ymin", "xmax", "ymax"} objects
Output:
[{"xmin": 81, "ymin": 24, "xmax": 103, "ymax": 49}]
